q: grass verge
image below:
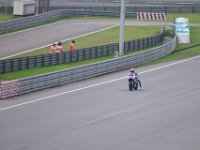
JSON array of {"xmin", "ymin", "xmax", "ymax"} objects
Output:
[
  {"xmin": 166, "ymin": 14, "xmax": 200, "ymax": 24},
  {"xmin": 142, "ymin": 45, "xmax": 200, "ymax": 67},
  {"xmin": 141, "ymin": 26, "xmax": 200, "ymax": 66},
  {"xmin": 0, "ymin": 13, "xmax": 22, "ymax": 22}
]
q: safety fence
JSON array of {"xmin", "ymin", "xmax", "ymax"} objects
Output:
[
  {"xmin": 50, "ymin": 6, "xmax": 200, "ymax": 14},
  {"xmin": 0, "ymin": 32, "xmax": 164, "ymax": 74},
  {"xmin": 0, "ymin": 36, "xmax": 176, "ymax": 99},
  {"xmin": 1, "ymin": 5, "xmax": 200, "ymax": 15}
]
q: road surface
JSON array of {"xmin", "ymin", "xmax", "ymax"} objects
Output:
[{"xmin": 0, "ymin": 56, "xmax": 200, "ymax": 150}]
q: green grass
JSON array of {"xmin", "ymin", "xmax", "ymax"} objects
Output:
[
  {"xmin": 166, "ymin": 14, "xmax": 200, "ymax": 24},
  {"xmin": 14, "ymin": 26, "xmax": 161, "ymax": 58},
  {"xmin": 175, "ymin": 26, "xmax": 200, "ymax": 51},
  {"xmin": 146, "ymin": 45, "xmax": 200, "ymax": 66},
  {"xmin": 0, "ymin": 13, "xmax": 22, "ymax": 22},
  {"xmin": 0, "ymin": 56, "xmax": 113, "ymax": 80},
  {"xmin": 142, "ymin": 26, "xmax": 200, "ymax": 65}
]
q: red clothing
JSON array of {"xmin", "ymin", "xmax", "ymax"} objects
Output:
[
  {"xmin": 56, "ymin": 45, "xmax": 63, "ymax": 53},
  {"xmin": 68, "ymin": 43, "xmax": 75, "ymax": 51},
  {"xmin": 50, "ymin": 46, "xmax": 56, "ymax": 54}
]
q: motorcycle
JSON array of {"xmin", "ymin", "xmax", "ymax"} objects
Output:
[{"xmin": 128, "ymin": 73, "xmax": 141, "ymax": 91}]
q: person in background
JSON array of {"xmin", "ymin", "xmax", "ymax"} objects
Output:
[
  {"xmin": 50, "ymin": 43, "xmax": 57, "ymax": 54},
  {"xmin": 56, "ymin": 41, "xmax": 63, "ymax": 53},
  {"xmin": 68, "ymin": 40, "xmax": 76, "ymax": 51}
]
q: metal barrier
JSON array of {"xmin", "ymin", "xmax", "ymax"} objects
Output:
[
  {"xmin": 51, "ymin": 6, "xmax": 200, "ymax": 14},
  {"xmin": 0, "ymin": 32, "xmax": 163, "ymax": 73},
  {"xmin": 1, "ymin": 5, "xmax": 200, "ymax": 15},
  {"xmin": 0, "ymin": 36, "xmax": 176, "ymax": 99}
]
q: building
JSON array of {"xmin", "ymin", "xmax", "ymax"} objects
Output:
[
  {"xmin": 37, "ymin": 0, "xmax": 49, "ymax": 14},
  {"xmin": 13, "ymin": 0, "xmax": 36, "ymax": 16}
]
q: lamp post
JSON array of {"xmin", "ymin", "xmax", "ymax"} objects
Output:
[
  {"xmin": 119, "ymin": 0, "xmax": 126, "ymax": 56},
  {"xmin": 4, "ymin": 0, "xmax": 8, "ymax": 14},
  {"xmin": 36, "ymin": 0, "xmax": 39, "ymax": 14},
  {"xmin": 46, "ymin": 0, "xmax": 48, "ymax": 12}
]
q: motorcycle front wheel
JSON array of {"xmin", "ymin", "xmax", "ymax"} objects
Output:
[
  {"xmin": 129, "ymin": 80, "xmax": 133, "ymax": 91},
  {"xmin": 133, "ymin": 82, "xmax": 138, "ymax": 90}
]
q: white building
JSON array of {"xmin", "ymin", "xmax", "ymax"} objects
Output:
[{"xmin": 13, "ymin": 0, "xmax": 36, "ymax": 16}]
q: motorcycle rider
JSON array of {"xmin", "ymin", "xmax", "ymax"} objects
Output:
[
  {"xmin": 128, "ymin": 68, "xmax": 142, "ymax": 90},
  {"xmin": 128, "ymin": 68, "xmax": 136, "ymax": 80}
]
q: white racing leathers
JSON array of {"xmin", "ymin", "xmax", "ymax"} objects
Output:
[{"xmin": 127, "ymin": 72, "xmax": 142, "ymax": 88}]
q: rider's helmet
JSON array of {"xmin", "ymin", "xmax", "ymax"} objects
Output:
[
  {"xmin": 130, "ymin": 68, "xmax": 135, "ymax": 73},
  {"xmin": 57, "ymin": 42, "xmax": 60, "ymax": 45}
]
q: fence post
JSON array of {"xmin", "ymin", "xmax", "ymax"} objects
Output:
[
  {"xmin": 64, "ymin": 52, "xmax": 67, "ymax": 63},
  {"xmin": 70, "ymin": 51, "xmax": 73, "ymax": 62}
]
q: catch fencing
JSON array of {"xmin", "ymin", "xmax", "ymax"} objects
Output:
[
  {"xmin": 0, "ymin": 32, "xmax": 164, "ymax": 74},
  {"xmin": 1, "ymin": 5, "xmax": 199, "ymax": 15},
  {"xmin": 55, "ymin": 6, "xmax": 200, "ymax": 14},
  {"xmin": 0, "ymin": 36, "xmax": 176, "ymax": 99}
]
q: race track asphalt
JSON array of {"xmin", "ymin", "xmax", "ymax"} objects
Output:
[{"xmin": 0, "ymin": 56, "xmax": 200, "ymax": 150}]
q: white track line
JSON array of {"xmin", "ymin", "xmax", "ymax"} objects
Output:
[
  {"xmin": 0, "ymin": 24, "xmax": 118, "ymax": 60},
  {"xmin": 0, "ymin": 55, "xmax": 199, "ymax": 111}
]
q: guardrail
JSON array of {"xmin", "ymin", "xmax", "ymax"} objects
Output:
[
  {"xmin": 51, "ymin": 6, "xmax": 200, "ymax": 14},
  {"xmin": 0, "ymin": 36, "xmax": 176, "ymax": 99},
  {"xmin": 0, "ymin": 32, "xmax": 164, "ymax": 74},
  {"xmin": 1, "ymin": 5, "xmax": 199, "ymax": 15}
]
